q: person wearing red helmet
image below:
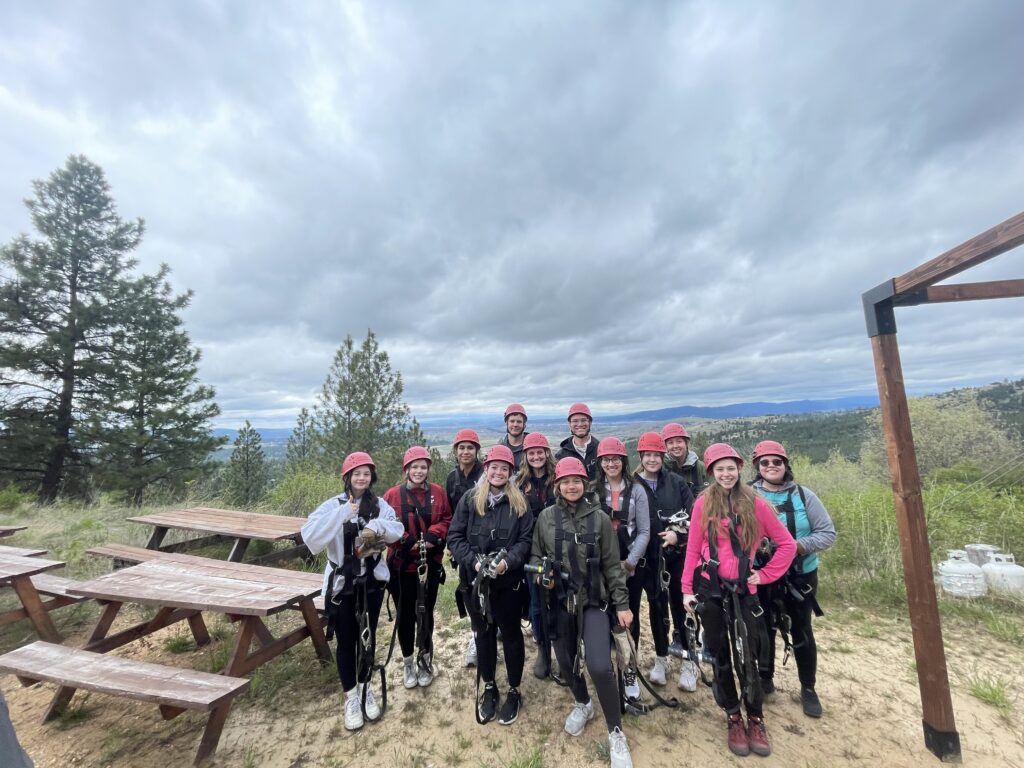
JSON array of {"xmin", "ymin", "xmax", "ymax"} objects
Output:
[
  {"xmin": 531, "ymin": 457, "xmax": 635, "ymax": 768},
  {"xmin": 634, "ymin": 431, "xmax": 696, "ymax": 690},
  {"xmin": 448, "ymin": 445, "xmax": 534, "ymax": 726},
  {"xmin": 382, "ymin": 446, "xmax": 453, "ymax": 690},
  {"xmin": 750, "ymin": 440, "xmax": 835, "ymax": 718},
  {"xmin": 591, "ymin": 436, "xmax": 650, "ymax": 701},
  {"xmin": 445, "ymin": 428, "xmax": 485, "ymax": 667},
  {"xmin": 682, "ymin": 443, "xmax": 796, "ymax": 758},
  {"xmin": 514, "ymin": 431, "xmax": 557, "ymax": 673},
  {"xmin": 555, "ymin": 402, "xmax": 600, "ymax": 479},
  {"xmin": 301, "ymin": 452, "xmax": 404, "ymax": 731},
  {"xmin": 498, "ymin": 403, "xmax": 530, "ymax": 469},
  {"xmin": 662, "ymin": 423, "xmax": 705, "ymax": 495}
]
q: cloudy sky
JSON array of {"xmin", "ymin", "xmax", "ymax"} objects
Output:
[{"xmin": 2, "ymin": 2, "xmax": 1023, "ymax": 428}]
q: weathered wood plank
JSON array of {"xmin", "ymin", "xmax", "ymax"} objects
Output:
[
  {"xmin": 0, "ymin": 545, "xmax": 47, "ymax": 558},
  {"xmin": 9, "ymin": 575, "xmax": 62, "ymax": 642},
  {"xmin": 0, "ymin": 554, "xmax": 65, "ymax": 580},
  {"xmin": 0, "ymin": 526, "xmax": 27, "ymax": 537},
  {"xmin": 924, "ymin": 279, "xmax": 1024, "ymax": 303}
]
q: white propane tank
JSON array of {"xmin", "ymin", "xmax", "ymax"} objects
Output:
[
  {"xmin": 938, "ymin": 550, "xmax": 987, "ymax": 598},
  {"xmin": 982, "ymin": 553, "xmax": 1024, "ymax": 597},
  {"xmin": 965, "ymin": 543, "xmax": 1000, "ymax": 567}
]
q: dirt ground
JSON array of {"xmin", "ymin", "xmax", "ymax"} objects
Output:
[{"xmin": 3, "ymin": 597, "xmax": 1023, "ymax": 768}]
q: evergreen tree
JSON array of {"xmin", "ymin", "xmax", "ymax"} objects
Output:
[
  {"xmin": 88, "ymin": 268, "xmax": 225, "ymax": 506},
  {"xmin": 224, "ymin": 421, "xmax": 268, "ymax": 508},
  {"xmin": 0, "ymin": 156, "xmax": 144, "ymax": 501},
  {"xmin": 312, "ymin": 329, "xmax": 424, "ymax": 476},
  {"xmin": 285, "ymin": 407, "xmax": 315, "ymax": 471}
]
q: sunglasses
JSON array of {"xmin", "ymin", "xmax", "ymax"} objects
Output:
[{"xmin": 758, "ymin": 458, "xmax": 785, "ymax": 468}]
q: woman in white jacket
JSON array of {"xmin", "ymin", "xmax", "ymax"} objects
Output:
[{"xmin": 302, "ymin": 451, "xmax": 404, "ymax": 731}]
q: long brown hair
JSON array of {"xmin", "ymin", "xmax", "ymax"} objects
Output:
[
  {"xmin": 515, "ymin": 450, "xmax": 556, "ymax": 495},
  {"xmin": 699, "ymin": 482, "xmax": 759, "ymax": 552},
  {"xmin": 473, "ymin": 472, "xmax": 529, "ymax": 518}
]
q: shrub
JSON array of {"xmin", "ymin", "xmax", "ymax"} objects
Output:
[
  {"xmin": 268, "ymin": 467, "xmax": 341, "ymax": 516},
  {"xmin": 0, "ymin": 483, "xmax": 32, "ymax": 513}
]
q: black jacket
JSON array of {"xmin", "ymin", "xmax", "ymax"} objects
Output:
[
  {"xmin": 445, "ymin": 461, "xmax": 483, "ymax": 516},
  {"xmin": 555, "ymin": 435, "xmax": 600, "ymax": 480},
  {"xmin": 637, "ymin": 467, "xmax": 695, "ymax": 557},
  {"xmin": 448, "ymin": 489, "xmax": 534, "ymax": 590}
]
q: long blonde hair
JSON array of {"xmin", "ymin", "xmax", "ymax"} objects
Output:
[
  {"xmin": 699, "ymin": 482, "xmax": 759, "ymax": 552},
  {"xmin": 473, "ymin": 474, "xmax": 529, "ymax": 518}
]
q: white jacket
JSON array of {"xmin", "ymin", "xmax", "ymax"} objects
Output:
[{"xmin": 302, "ymin": 493, "xmax": 404, "ymax": 598}]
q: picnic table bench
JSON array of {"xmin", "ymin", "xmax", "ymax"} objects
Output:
[
  {"xmin": 0, "ymin": 544, "xmax": 47, "ymax": 558},
  {"xmin": 0, "ymin": 552, "xmax": 86, "ymax": 642},
  {"xmin": 126, "ymin": 507, "xmax": 307, "ymax": 563},
  {"xmin": 0, "ymin": 641, "xmax": 249, "ymax": 765},
  {"xmin": 0, "ymin": 525, "xmax": 27, "ymax": 538}
]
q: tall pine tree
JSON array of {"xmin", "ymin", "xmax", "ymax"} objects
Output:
[
  {"xmin": 284, "ymin": 407, "xmax": 315, "ymax": 472},
  {"xmin": 0, "ymin": 156, "xmax": 144, "ymax": 500},
  {"xmin": 223, "ymin": 421, "xmax": 268, "ymax": 508},
  {"xmin": 88, "ymin": 267, "xmax": 225, "ymax": 506}
]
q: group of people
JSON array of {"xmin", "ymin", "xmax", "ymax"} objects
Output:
[{"xmin": 301, "ymin": 402, "xmax": 836, "ymax": 765}]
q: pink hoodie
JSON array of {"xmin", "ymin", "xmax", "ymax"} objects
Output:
[{"xmin": 681, "ymin": 494, "xmax": 796, "ymax": 595}]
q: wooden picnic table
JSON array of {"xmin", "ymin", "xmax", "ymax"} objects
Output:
[
  {"xmin": 127, "ymin": 507, "xmax": 307, "ymax": 563},
  {"xmin": 0, "ymin": 552, "xmax": 66, "ymax": 642},
  {"xmin": 67, "ymin": 558, "xmax": 331, "ymax": 677},
  {"xmin": 0, "ymin": 525, "xmax": 27, "ymax": 538}
]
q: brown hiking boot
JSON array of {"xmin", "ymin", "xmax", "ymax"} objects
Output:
[
  {"xmin": 727, "ymin": 712, "xmax": 750, "ymax": 756},
  {"xmin": 746, "ymin": 714, "xmax": 771, "ymax": 757}
]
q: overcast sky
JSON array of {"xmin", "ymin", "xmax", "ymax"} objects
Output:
[{"xmin": 2, "ymin": 2, "xmax": 1023, "ymax": 428}]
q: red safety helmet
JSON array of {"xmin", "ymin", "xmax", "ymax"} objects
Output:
[
  {"xmin": 452, "ymin": 428, "xmax": 481, "ymax": 449},
  {"xmin": 704, "ymin": 443, "xmax": 744, "ymax": 471},
  {"xmin": 554, "ymin": 456, "xmax": 588, "ymax": 481},
  {"xmin": 402, "ymin": 446, "xmax": 432, "ymax": 470},
  {"xmin": 637, "ymin": 431, "xmax": 667, "ymax": 454},
  {"xmin": 752, "ymin": 440, "xmax": 789, "ymax": 463},
  {"xmin": 567, "ymin": 402, "xmax": 592, "ymax": 421},
  {"xmin": 596, "ymin": 436, "xmax": 627, "ymax": 458},
  {"xmin": 341, "ymin": 451, "xmax": 375, "ymax": 477},
  {"xmin": 523, "ymin": 432, "xmax": 550, "ymax": 451},
  {"xmin": 661, "ymin": 423, "xmax": 690, "ymax": 441},
  {"xmin": 483, "ymin": 444, "xmax": 515, "ymax": 467},
  {"xmin": 504, "ymin": 403, "xmax": 527, "ymax": 420}
]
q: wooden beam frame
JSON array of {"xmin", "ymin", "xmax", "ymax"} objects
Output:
[{"xmin": 861, "ymin": 208, "xmax": 1024, "ymax": 763}]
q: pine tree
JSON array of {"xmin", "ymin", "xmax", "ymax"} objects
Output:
[
  {"xmin": 312, "ymin": 329, "xmax": 424, "ymax": 477},
  {"xmin": 88, "ymin": 268, "xmax": 225, "ymax": 506},
  {"xmin": 285, "ymin": 407, "xmax": 315, "ymax": 471},
  {"xmin": 0, "ymin": 156, "xmax": 144, "ymax": 501},
  {"xmin": 224, "ymin": 421, "xmax": 268, "ymax": 508}
]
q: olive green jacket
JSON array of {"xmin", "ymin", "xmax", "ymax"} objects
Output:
[{"xmin": 530, "ymin": 494, "xmax": 629, "ymax": 611}]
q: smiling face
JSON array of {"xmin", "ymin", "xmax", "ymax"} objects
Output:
[
  {"xmin": 406, "ymin": 459, "xmax": 430, "ymax": 485},
  {"xmin": 569, "ymin": 415, "xmax": 591, "ymax": 439},
  {"xmin": 558, "ymin": 475, "xmax": 586, "ymax": 502},
  {"xmin": 757, "ymin": 455, "xmax": 787, "ymax": 486},
  {"xmin": 712, "ymin": 459, "xmax": 740, "ymax": 490},
  {"xmin": 348, "ymin": 466, "xmax": 373, "ymax": 495},
  {"xmin": 600, "ymin": 455, "xmax": 623, "ymax": 481},
  {"xmin": 640, "ymin": 451, "xmax": 663, "ymax": 475},
  {"xmin": 665, "ymin": 436, "xmax": 688, "ymax": 460},
  {"xmin": 486, "ymin": 460, "xmax": 511, "ymax": 488},
  {"xmin": 526, "ymin": 447, "xmax": 548, "ymax": 469},
  {"xmin": 506, "ymin": 414, "xmax": 526, "ymax": 437},
  {"xmin": 455, "ymin": 441, "xmax": 478, "ymax": 467}
]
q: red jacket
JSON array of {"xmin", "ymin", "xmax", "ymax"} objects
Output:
[{"xmin": 382, "ymin": 482, "xmax": 452, "ymax": 573}]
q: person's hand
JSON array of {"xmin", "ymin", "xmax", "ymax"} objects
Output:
[
  {"xmin": 617, "ymin": 609, "xmax": 633, "ymax": 628},
  {"xmin": 796, "ymin": 542, "xmax": 807, "ymax": 555},
  {"xmin": 747, "ymin": 571, "xmax": 762, "ymax": 587},
  {"xmin": 622, "ymin": 560, "xmax": 635, "ymax": 575},
  {"xmin": 423, "ymin": 540, "xmax": 436, "ymax": 550},
  {"xmin": 683, "ymin": 593, "xmax": 697, "ymax": 614},
  {"xmin": 495, "ymin": 559, "xmax": 508, "ymax": 576},
  {"xmin": 660, "ymin": 530, "xmax": 678, "ymax": 547},
  {"xmin": 474, "ymin": 561, "xmax": 482, "ymax": 573}
]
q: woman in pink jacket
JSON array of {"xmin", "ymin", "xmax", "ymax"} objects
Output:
[{"xmin": 682, "ymin": 443, "xmax": 796, "ymax": 759}]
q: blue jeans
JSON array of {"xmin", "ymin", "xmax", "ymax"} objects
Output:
[{"xmin": 527, "ymin": 575, "xmax": 543, "ymax": 642}]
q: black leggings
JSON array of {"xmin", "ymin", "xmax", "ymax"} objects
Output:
[
  {"xmin": 639, "ymin": 560, "xmax": 670, "ymax": 656},
  {"xmin": 388, "ymin": 565, "xmax": 441, "ymax": 658},
  {"xmin": 552, "ymin": 605, "xmax": 621, "ymax": 732},
  {"xmin": 331, "ymin": 586, "xmax": 385, "ymax": 691},
  {"xmin": 469, "ymin": 580, "xmax": 527, "ymax": 687},
  {"xmin": 664, "ymin": 551, "xmax": 686, "ymax": 642},
  {"xmin": 699, "ymin": 593, "xmax": 765, "ymax": 717},
  {"xmin": 758, "ymin": 569, "xmax": 819, "ymax": 689}
]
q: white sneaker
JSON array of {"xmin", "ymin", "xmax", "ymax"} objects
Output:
[
  {"xmin": 403, "ymin": 657, "xmax": 418, "ymax": 689},
  {"xmin": 465, "ymin": 635, "xmax": 478, "ymax": 667},
  {"xmin": 608, "ymin": 726, "xmax": 634, "ymax": 768},
  {"xmin": 417, "ymin": 653, "xmax": 433, "ymax": 687},
  {"xmin": 649, "ymin": 656, "xmax": 668, "ymax": 686},
  {"xmin": 344, "ymin": 691, "xmax": 363, "ymax": 731},
  {"xmin": 623, "ymin": 667, "xmax": 640, "ymax": 700},
  {"xmin": 678, "ymin": 660, "xmax": 698, "ymax": 692},
  {"xmin": 360, "ymin": 683, "xmax": 381, "ymax": 720},
  {"xmin": 564, "ymin": 699, "xmax": 594, "ymax": 736}
]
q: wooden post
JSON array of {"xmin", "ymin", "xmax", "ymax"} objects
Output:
[{"xmin": 870, "ymin": 330, "xmax": 961, "ymax": 762}]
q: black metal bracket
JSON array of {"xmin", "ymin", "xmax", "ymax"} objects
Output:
[
  {"xmin": 923, "ymin": 719, "xmax": 962, "ymax": 763},
  {"xmin": 862, "ymin": 279, "xmax": 898, "ymax": 337}
]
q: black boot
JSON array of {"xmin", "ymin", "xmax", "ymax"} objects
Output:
[
  {"xmin": 801, "ymin": 687, "xmax": 822, "ymax": 718},
  {"xmin": 533, "ymin": 641, "xmax": 551, "ymax": 679}
]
